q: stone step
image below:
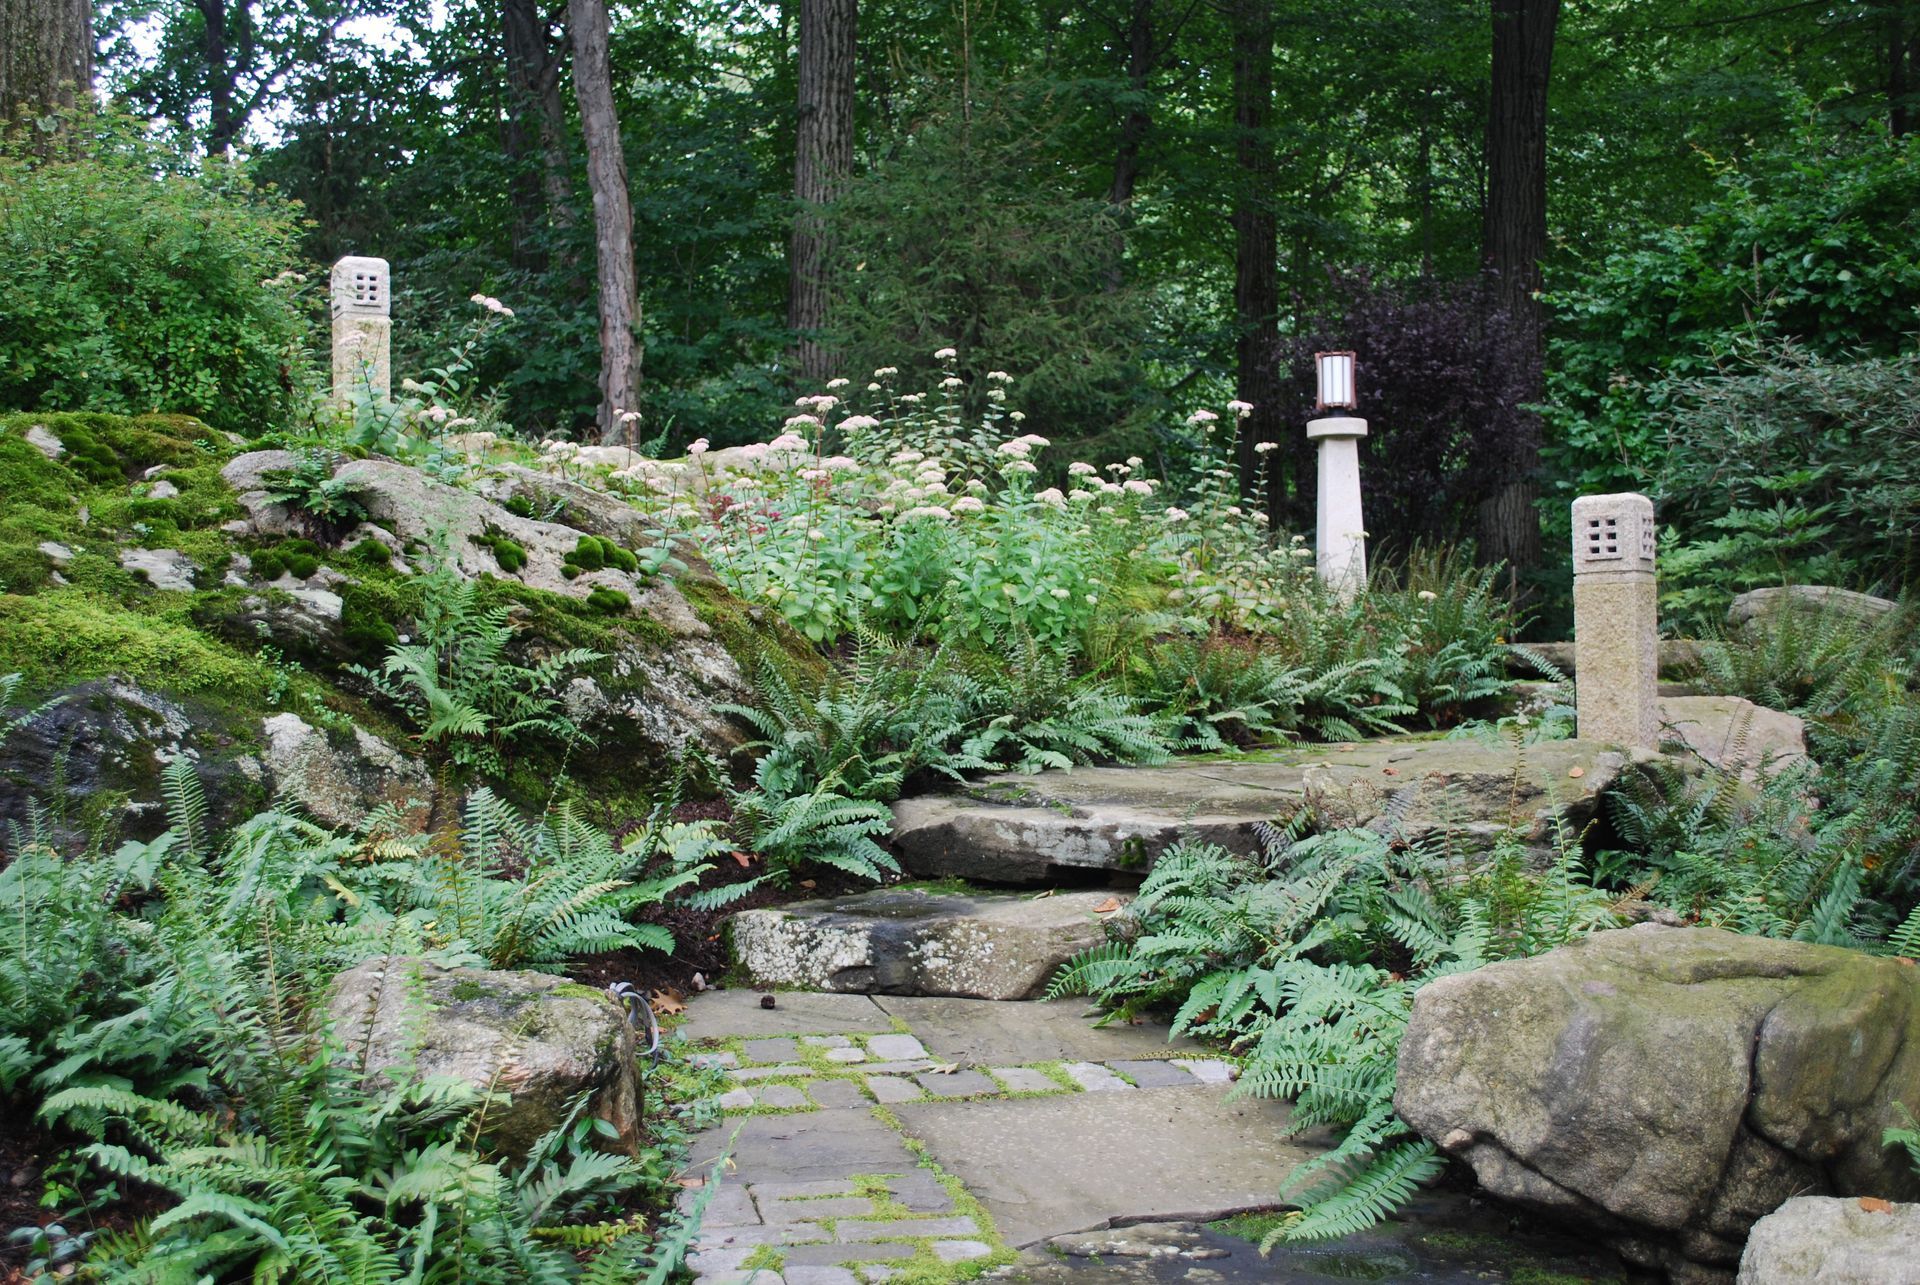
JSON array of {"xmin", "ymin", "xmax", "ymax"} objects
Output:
[
  {"xmin": 728, "ymin": 886, "xmax": 1126, "ymax": 1000},
  {"xmin": 889, "ymin": 737, "xmax": 1637, "ymax": 885}
]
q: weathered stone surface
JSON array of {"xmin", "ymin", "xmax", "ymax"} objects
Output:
[
  {"xmin": 119, "ymin": 547, "xmax": 198, "ymax": 591},
  {"xmin": 891, "ymin": 1087, "xmax": 1315, "ymax": 1247},
  {"xmin": 328, "ymin": 956, "xmax": 638, "ymax": 1159},
  {"xmin": 870, "ymin": 996, "xmax": 1199, "ymax": 1066},
  {"xmin": 0, "ymin": 678, "xmax": 267, "ymax": 845},
  {"xmin": 1658, "ymin": 695, "xmax": 1809, "ymax": 780},
  {"xmin": 1729, "ymin": 586, "xmax": 1898, "ymax": 633},
  {"xmin": 1511, "ymin": 639, "xmax": 1707, "ymax": 679},
  {"xmin": 1394, "ymin": 925, "xmax": 1920, "ymax": 1278},
  {"xmin": 890, "ymin": 739, "xmax": 1634, "ymax": 883},
  {"xmin": 729, "ymin": 888, "xmax": 1124, "ymax": 999},
  {"xmin": 1736, "ymin": 1197, "xmax": 1920, "ymax": 1284},
  {"xmin": 676, "ymin": 991, "xmax": 894, "ymax": 1041},
  {"xmin": 261, "ymin": 712, "xmax": 433, "ymax": 830}
]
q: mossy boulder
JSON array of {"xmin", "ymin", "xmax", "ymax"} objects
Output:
[
  {"xmin": 327, "ymin": 956, "xmax": 641, "ymax": 1159},
  {"xmin": 0, "ymin": 677, "xmax": 268, "ymax": 846},
  {"xmin": 1395, "ymin": 925, "xmax": 1920, "ymax": 1280}
]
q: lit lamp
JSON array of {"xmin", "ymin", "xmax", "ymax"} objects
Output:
[{"xmin": 1307, "ymin": 350, "xmax": 1367, "ymax": 601}]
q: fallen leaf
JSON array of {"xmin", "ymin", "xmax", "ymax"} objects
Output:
[
  {"xmin": 799, "ymin": 879, "xmax": 817, "ymax": 890},
  {"xmin": 1897, "ymin": 956, "xmax": 1915, "ymax": 967},
  {"xmin": 1568, "ymin": 766, "xmax": 1586, "ymax": 779},
  {"xmin": 672, "ymin": 1176, "xmax": 705, "ymax": 1189},
  {"xmin": 759, "ymin": 995, "xmax": 777, "ymax": 1010},
  {"xmin": 1093, "ymin": 896, "xmax": 1123, "ymax": 914},
  {"xmin": 651, "ymin": 990, "xmax": 687, "ymax": 1016},
  {"xmin": 1859, "ymin": 1197, "xmax": 1894, "ymax": 1214},
  {"xmin": 930, "ymin": 1063, "xmax": 961, "ymax": 1074},
  {"xmin": 1382, "ymin": 767, "xmax": 1399, "ymax": 776},
  {"xmin": 729, "ymin": 850, "xmax": 755, "ymax": 869}
]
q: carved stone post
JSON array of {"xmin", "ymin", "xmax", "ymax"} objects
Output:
[
  {"xmin": 331, "ymin": 256, "xmax": 391, "ymax": 407},
  {"xmin": 1308, "ymin": 415, "xmax": 1368, "ymax": 602},
  {"xmin": 1572, "ymin": 492, "xmax": 1658, "ymax": 749}
]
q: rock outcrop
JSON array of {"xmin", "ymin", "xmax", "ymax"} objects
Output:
[
  {"xmin": 328, "ymin": 956, "xmax": 640, "ymax": 1159},
  {"xmin": 728, "ymin": 887, "xmax": 1125, "ymax": 999},
  {"xmin": 221, "ymin": 449, "xmax": 788, "ymax": 764},
  {"xmin": 1737, "ymin": 1196, "xmax": 1920, "ymax": 1284},
  {"xmin": 1395, "ymin": 925, "xmax": 1920, "ymax": 1281},
  {"xmin": 259, "ymin": 713, "xmax": 433, "ymax": 830}
]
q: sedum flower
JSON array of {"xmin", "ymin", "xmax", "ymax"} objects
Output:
[
  {"xmin": 940, "ymin": 376, "xmax": 964, "ymax": 390},
  {"xmin": 826, "ymin": 378, "xmax": 851, "ymax": 389},
  {"xmin": 769, "ymin": 432, "xmax": 807, "ymax": 450},
  {"xmin": 1036, "ymin": 487, "xmax": 1067, "ymax": 508},
  {"xmin": 953, "ymin": 495, "xmax": 985, "ymax": 513},
  {"xmin": 688, "ymin": 438, "xmax": 710, "ymax": 455},
  {"xmin": 934, "ymin": 346, "xmax": 958, "ymax": 359},
  {"xmin": 1187, "ymin": 409, "xmax": 1219, "ymax": 426},
  {"xmin": 1254, "ymin": 440, "xmax": 1278, "ymax": 454},
  {"xmin": 986, "ymin": 370, "xmax": 1013, "ymax": 383},
  {"xmin": 1164, "ymin": 507, "xmax": 1190, "ymax": 522},
  {"xmin": 1124, "ymin": 479, "xmax": 1154, "ymax": 496},
  {"xmin": 1068, "ymin": 462, "xmax": 1097, "ymax": 476},
  {"xmin": 1003, "ymin": 460, "xmax": 1038, "ymax": 475},
  {"xmin": 1227, "ymin": 399, "xmax": 1254, "ymax": 417}
]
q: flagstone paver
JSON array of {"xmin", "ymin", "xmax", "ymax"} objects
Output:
[{"xmin": 677, "ymin": 990, "xmax": 1316, "ymax": 1283}]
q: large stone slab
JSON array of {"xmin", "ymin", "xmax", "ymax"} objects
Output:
[
  {"xmin": 687, "ymin": 1109, "xmax": 920, "ymax": 1185},
  {"xmin": 1395, "ymin": 924, "xmax": 1920, "ymax": 1279},
  {"xmin": 871, "ymin": 997, "xmax": 1200, "ymax": 1074},
  {"xmin": 728, "ymin": 887, "xmax": 1124, "ymax": 1000},
  {"xmin": 892, "ymin": 1087, "xmax": 1317, "ymax": 1247},
  {"xmin": 889, "ymin": 739, "xmax": 1633, "ymax": 883},
  {"xmin": 1728, "ymin": 585, "xmax": 1897, "ymax": 633}
]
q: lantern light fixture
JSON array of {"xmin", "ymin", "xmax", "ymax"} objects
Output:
[{"xmin": 1314, "ymin": 351, "xmax": 1358, "ymax": 411}]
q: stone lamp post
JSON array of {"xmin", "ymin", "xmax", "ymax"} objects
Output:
[
  {"xmin": 331, "ymin": 256, "xmax": 392, "ymax": 407},
  {"xmin": 1308, "ymin": 350, "xmax": 1368, "ymax": 602},
  {"xmin": 1571, "ymin": 492, "xmax": 1659, "ymax": 749}
]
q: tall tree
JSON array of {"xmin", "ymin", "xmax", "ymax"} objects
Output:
[
  {"xmin": 502, "ymin": 0, "xmax": 573, "ymax": 270},
  {"xmin": 1, "ymin": 0, "xmax": 92, "ymax": 122},
  {"xmin": 569, "ymin": 0, "xmax": 640, "ymax": 440},
  {"xmin": 1227, "ymin": 0, "xmax": 1283, "ymax": 520},
  {"xmin": 1479, "ymin": 0, "xmax": 1558, "ymax": 572},
  {"xmin": 790, "ymin": 0, "xmax": 855, "ymax": 385}
]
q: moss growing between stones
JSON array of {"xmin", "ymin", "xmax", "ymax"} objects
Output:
[
  {"xmin": 586, "ymin": 586, "xmax": 630, "ymax": 616},
  {"xmin": 0, "ymin": 588, "xmax": 279, "ymax": 701},
  {"xmin": 470, "ymin": 530, "xmax": 528, "ymax": 574}
]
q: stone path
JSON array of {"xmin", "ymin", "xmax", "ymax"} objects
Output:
[{"xmin": 676, "ymin": 992, "xmax": 1319, "ymax": 1284}]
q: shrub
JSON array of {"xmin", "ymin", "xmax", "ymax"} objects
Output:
[{"xmin": 0, "ymin": 112, "xmax": 309, "ymax": 433}]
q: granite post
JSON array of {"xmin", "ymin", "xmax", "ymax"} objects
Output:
[
  {"xmin": 331, "ymin": 256, "xmax": 391, "ymax": 407},
  {"xmin": 1308, "ymin": 415, "xmax": 1368, "ymax": 602},
  {"xmin": 1572, "ymin": 492, "xmax": 1658, "ymax": 749}
]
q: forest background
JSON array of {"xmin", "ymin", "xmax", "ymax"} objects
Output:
[{"xmin": 4, "ymin": 0, "xmax": 1919, "ymax": 625}]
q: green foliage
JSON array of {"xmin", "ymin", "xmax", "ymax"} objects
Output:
[
  {"xmin": 1605, "ymin": 605, "xmax": 1919, "ymax": 938},
  {"xmin": 1053, "ymin": 812, "xmax": 1622, "ymax": 1243},
  {"xmin": 353, "ymin": 559, "xmax": 602, "ymax": 775},
  {"xmin": 473, "ymin": 529, "xmax": 530, "ymax": 574},
  {"xmin": 1651, "ymin": 344, "xmax": 1920, "ymax": 628},
  {"xmin": 353, "ymin": 788, "xmax": 719, "ymax": 970},
  {"xmin": 586, "ymin": 586, "xmax": 632, "ymax": 616},
  {"xmin": 261, "ymin": 449, "xmax": 371, "ymax": 531},
  {"xmin": 249, "ymin": 537, "xmax": 325, "ymax": 582},
  {"xmin": 0, "ymin": 112, "xmax": 309, "ymax": 433},
  {"xmin": 1545, "ymin": 123, "xmax": 1920, "ymax": 506},
  {"xmin": 1887, "ymin": 1105, "xmax": 1920, "ymax": 1179}
]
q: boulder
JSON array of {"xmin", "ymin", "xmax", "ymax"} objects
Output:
[
  {"xmin": 728, "ymin": 887, "xmax": 1126, "ymax": 999},
  {"xmin": 259, "ymin": 713, "xmax": 433, "ymax": 831},
  {"xmin": 1394, "ymin": 925, "xmax": 1920, "ymax": 1280},
  {"xmin": 1658, "ymin": 694, "xmax": 1809, "ymax": 781},
  {"xmin": 1728, "ymin": 586, "xmax": 1897, "ymax": 634},
  {"xmin": 1510, "ymin": 640, "xmax": 1709, "ymax": 679},
  {"xmin": 1737, "ymin": 1197, "xmax": 1920, "ymax": 1284},
  {"xmin": 890, "ymin": 739, "xmax": 1635, "ymax": 884},
  {"xmin": 0, "ymin": 678, "xmax": 267, "ymax": 845},
  {"xmin": 327, "ymin": 956, "xmax": 640, "ymax": 1159}
]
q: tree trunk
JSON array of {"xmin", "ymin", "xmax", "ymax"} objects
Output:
[
  {"xmin": 1228, "ymin": 0, "xmax": 1284, "ymax": 525},
  {"xmin": 504, "ymin": 0, "xmax": 573, "ymax": 269},
  {"xmin": 789, "ymin": 0, "xmax": 856, "ymax": 386},
  {"xmin": 196, "ymin": 0, "xmax": 237, "ymax": 151},
  {"xmin": 0, "ymin": 0, "xmax": 92, "ymax": 124},
  {"xmin": 1106, "ymin": 0, "xmax": 1153, "ymax": 209},
  {"xmin": 1892, "ymin": 2, "xmax": 1918, "ymax": 138},
  {"xmin": 1478, "ymin": 0, "xmax": 1558, "ymax": 573},
  {"xmin": 568, "ymin": 0, "xmax": 641, "ymax": 442}
]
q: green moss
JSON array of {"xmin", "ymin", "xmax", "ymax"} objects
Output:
[
  {"xmin": 586, "ymin": 586, "xmax": 630, "ymax": 616},
  {"xmin": 567, "ymin": 536, "xmax": 607, "ymax": 572},
  {"xmin": 345, "ymin": 538, "xmax": 391, "ymax": 567},
  {"xmin": 451, "ymin": 980, "xmax": 489, "ymax": 1002},
  {"xmin": 0, "ymin": 588, "xmax": 279, "ymax": 701},
  {"xmin": 679, "ymin": 572, "xmax": 826, "ymax": 683},
  {"xmin": 470, "ymin": 530, "xmax": 528, "ymax": 575}
]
